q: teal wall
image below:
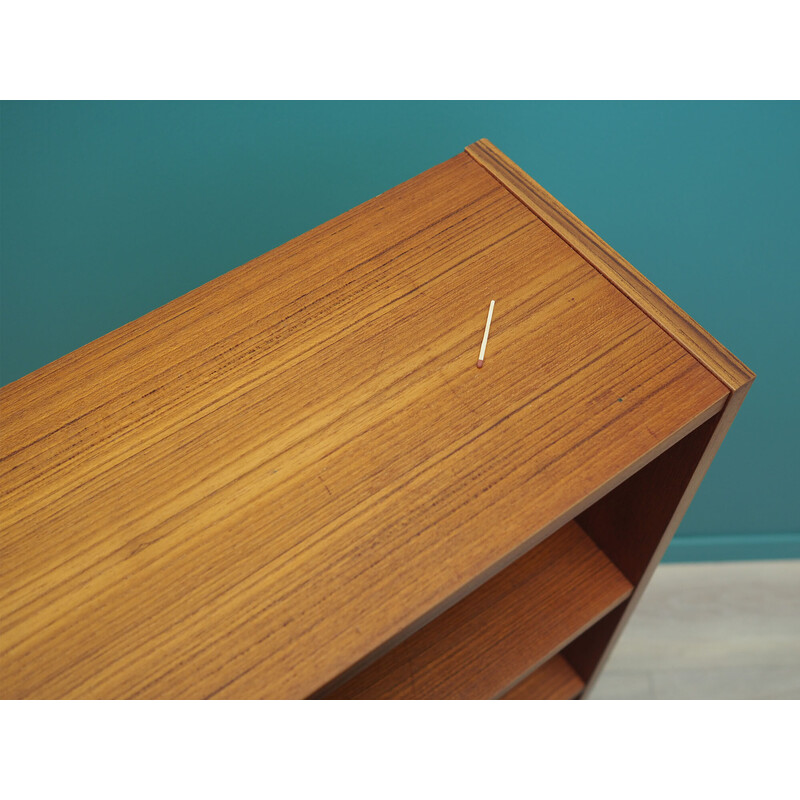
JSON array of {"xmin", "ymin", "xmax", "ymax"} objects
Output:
[{"xmin": 1, "ymin": 101, "xmax": 798, "ymax": 560}]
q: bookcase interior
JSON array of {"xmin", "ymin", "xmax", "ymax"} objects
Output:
[{"xmin": 319, "ymin": 411, "xmax": 722, "ymax": 699}]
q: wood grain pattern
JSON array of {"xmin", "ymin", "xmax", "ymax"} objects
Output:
[
  {"xmin": 465, "ymin": 139, "xmax": 755, "ymax": 392},
  {"xmin": 499, "ymin": 654, "xmax": 584, "ymax": 700},
  {"xmin": 1, "ymin": 149, "xmax": 728, "ymax": 699},
  {"xmin": 323, "ymin": 521, "xmax": 631, "ymax": 699}
]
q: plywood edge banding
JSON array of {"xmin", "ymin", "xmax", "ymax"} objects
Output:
[{"xmin": 464, "ymin": 138, "xmax": 755, "ymax": 393}]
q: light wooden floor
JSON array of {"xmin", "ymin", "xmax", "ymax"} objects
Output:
[{"xmin": 589, "ymin": 560, "xmax": 800, "ymax": 700}]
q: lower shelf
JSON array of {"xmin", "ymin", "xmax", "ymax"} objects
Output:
[
  {"xmin": 499, "ymin": 654, "xmax": 584, "ymax": 700},
  {"xmin": 322, "ymin": 520, "xmax": 632, "ymax": 699}
]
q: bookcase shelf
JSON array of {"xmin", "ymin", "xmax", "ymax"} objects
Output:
[
  {"xmin": 323, "ymin": 521, "xmax": 631, "ymax": 699},
  {"xmin": 499, "ymin": 654, "xmax": 584, "ymax": 700}
]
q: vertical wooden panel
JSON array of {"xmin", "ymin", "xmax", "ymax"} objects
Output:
[{"xmin": 567, "ymin": 381, "xmax": 754, "ymax": 694}]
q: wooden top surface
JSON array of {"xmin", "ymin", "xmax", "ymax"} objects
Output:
[{"xmin": 0, "ymin": 148, "xmax": 729, "ymax": 698}]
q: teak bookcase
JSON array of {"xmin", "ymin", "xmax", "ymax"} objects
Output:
[{"xmin": 0, "ymin": 140, "xmax": 753, "ymax": 700}]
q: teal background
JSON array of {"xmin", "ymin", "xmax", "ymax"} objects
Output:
[{"xmin": 1, "ymin": 101, "xmax": 798, "ymax": 560}]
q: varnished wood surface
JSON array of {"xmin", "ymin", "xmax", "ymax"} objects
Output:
[
  {"xmin": 465, "ymin": 139, "xmax": 755, "ymax": 392},
  {"xmin": 499, "ymin": 654, "xmax": 584, "ymax": 700},
  {"xmin": 324, "ymin": 521, "xmax": 631, "ymax": 699},
  {"xmin": 1, "ymin": 149, "xmax": 728, "ymax": 699}
]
